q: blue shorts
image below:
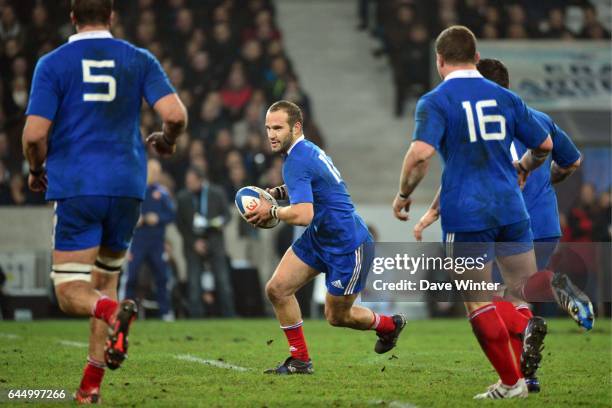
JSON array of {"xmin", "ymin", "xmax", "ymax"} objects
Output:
[
  {"xmin": 443, "ymin": 220, "xmax": 533, "ymax": 260},
  {"xmin": 292, "ymin": 231, "xmax": 374, "ymax": 296},
  {"xmin": 53, "ymin": 196, "xmax": 141, "ymax": 252}
]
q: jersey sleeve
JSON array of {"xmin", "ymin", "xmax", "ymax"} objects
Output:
[
  {"xmin": 412, "ymin": 95, "xmax": 446, "ymax": 149},
  {"xmin": 511, "ymin": 94, "xmax": 549, "ymax": 149},
  {"xmin": 141, "ymin": 49, "xmax": 175, "ymax": 107},
  {"xmin": 551, "ymin": 123, "xmax": 581, "ymax": 168},
  {"xmin": 284, "ymin": 159, "xmax": 314, "ymax": 205},
  {"xmin": 26, "ymin": 56, "xmax": 60, "ymax": 121}
]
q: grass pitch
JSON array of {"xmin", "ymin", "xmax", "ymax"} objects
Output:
[{"xmin": 0, "ymin": 318, "xmax": 610, "ymax": 407}]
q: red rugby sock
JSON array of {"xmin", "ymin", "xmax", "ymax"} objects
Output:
[
  {"xmin": 92, "ymin": 296, "xmax": 118, "ymax": 325},
  {"xmin": 515, "ymin": 305, "xmax": 533, "ymax": 319},
  {"xmin": 370, "ymin": 313, "xmax": 396, "ymax": 334},
  {"xmin": 282, "ymin": 321, "xmax": 310, "ymax": 362},
  {"xmin": 493, "ymin": 300, "xmax": 529, "ymax": 336},
  {"xmin": 469, "ymin": 304, "xmax": 522, "ymax": 386},
  {"xmin": 78, "ymin": 357, "xmax": 105, "ymax": 393}
]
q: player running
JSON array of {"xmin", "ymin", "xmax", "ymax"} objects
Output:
[
  {"xmin": 392, "ymin": 26, "xmax": 554, "ymax": 399},
  {"xmin": 245, "ymin": 100, "xmax": 406, "ymax": 374},
  {"xmin": 22, "ymin": 0, "xmax": 186, "ymax": 402},
  {"xmin": 413, "ymin": 57, "xmax": 593, "ymax": 393}
]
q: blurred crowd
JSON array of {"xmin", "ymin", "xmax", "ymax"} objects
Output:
[
  {"xmin": 358, "ymin": 0, "xmax": 612, "ymax": 116},
  {"xmin": 562, "ymin": 184, "xmax": 611, "ymax": 243},
  {"xmin": 0, "ymin": 0, "xmax": 324, "ymax": 206}
]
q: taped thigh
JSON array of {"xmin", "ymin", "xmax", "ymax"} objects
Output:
[
  {"xmin": 51, "ymin": 263, "xmax": 93, "ymax": 285},
  {"xmin": 95, "ymin": 255, "xmax": 125, "ymax": 274}
]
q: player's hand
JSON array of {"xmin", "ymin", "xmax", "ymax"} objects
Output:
[
  {"xmin": 392, "ymin": 193, "xmax": 412, "ymax": 221},
  {"xmin": 413, "ymin": 208, "xmax": 439, "ymax": 241},
  {"xmin": 245, "ymin": 193, "xmax": 273, "ymax": 227},
  {"xmin": 27, "ymin": 170, "xmax": 47, "ymax": 192},
  {"xmin": 513, "ymin": 160, "xmax": 529, "ymax": 189},
  {"xmin": 266, "ymin": 185, "xmax": 287, "ymax": 200},
  {"xmin": 146, "ymin": 131, "xmax": 176, "ymax": 156},
  {"xmin": 144, "ymin": 212, "xmax": 159, "ymax": 226}
]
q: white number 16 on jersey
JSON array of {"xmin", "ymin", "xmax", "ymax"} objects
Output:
[
  {"xmin": 82, "ymin": 59, "xmax": 116, "ymax": 102},
  {"xmin": 462, "ymin": 99, "xmax": 506, "ymax": 142}
]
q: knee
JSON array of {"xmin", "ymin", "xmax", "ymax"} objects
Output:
[
  {"xmin": 265, "ymin": 280, "xmax": 287, "ymax": 303},
  {"xmin": 324, "ymin": 308, "xmax": 349, "ymax": 327},
  {"xmin": 54, "ymin": 284, "xmax": 73, "ymax": 313}
]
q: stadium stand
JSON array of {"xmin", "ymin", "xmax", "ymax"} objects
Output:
[{"xmin": 368, "ymin": 0, "xmax": 611, "ymax": 117}]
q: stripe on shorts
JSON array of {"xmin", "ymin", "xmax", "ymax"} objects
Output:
[{"xmin": 345, "ymin": 244, "xmax": 363, "ymax": 295}]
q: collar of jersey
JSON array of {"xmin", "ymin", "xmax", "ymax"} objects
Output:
[
  {"xmin": 287, "ymin": 135, "xmax": 305, "ymax": 155},
  {"xmin": 444, "ymin": 69, "xmax": 483, "ymax": 81},
  {"xmin": 69, "ymin": 30, "xmax": 113, "ymax": 43}
]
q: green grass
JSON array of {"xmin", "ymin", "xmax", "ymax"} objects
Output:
[{"xmin": 0, "ymin": 318, "xmax": 610, "ymax": 407}]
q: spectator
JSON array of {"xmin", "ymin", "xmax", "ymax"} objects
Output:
[
  {"xmin": 220, "ymin": 63, "xmax": 253, "ymax": 121},
  {"xmin": 124, "ymin": 159, "xmax": 176, "ymax": 321},
  {"xmin": 0, "ymin": 5, "xmax": 22, "ymax": 42},
  {"xmin": 240, "ymin": 39, "xmax": 266, "ymax": 88},
  {"xmin": 580, "ymin": 5, "xmax": 611, "ymax": 39},
  {"xmin": 176, "ymin": 167, "xmax": 235, "ymax": 317},
  {"xmin": 0, "ymin": 173, "xmax": 25, "ymax": 205},
  {"xmin": 0, "ymin": 161, "xmax": 9, "ymax": 200},
  {"xmin": 192, "ymin": 92, "xmax": 231, "ymax": 144},
  {"xmin": 567, "ymin": 183, "xmax": 597, "ymax": 242},
  {"xmin": 265, "ymin": 55, "xmax": 291, "ymax": 101},
  {"xmin": 541, "ymin": 8, "xmax": 573, "ymax": 38},
  {"xmin": 25, "ymin": 5, "xmax": 57, "ymax": 58},
  {"xmin": 593, "ymin": 190, "xmax": 612, "ymax": 242}
]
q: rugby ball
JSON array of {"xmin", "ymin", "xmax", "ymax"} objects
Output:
[{"xmin": 235, "ymin": 186, "xmax": 280, "ymax": 229}]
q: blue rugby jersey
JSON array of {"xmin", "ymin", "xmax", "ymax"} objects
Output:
[
  {"xmin": 26, "ymin": 31, "xmax": 175, "ymax": 200},
  {"xmin": 283, "ymin": 137, "xmax": 370, "ymax": 254},
  {"xmin": 413, "ymin": 70, "xmax": 549, "ymax": 233},
  {"xmin": 512, "ymin": 108, "xmax": 580, "ymax": 239}
]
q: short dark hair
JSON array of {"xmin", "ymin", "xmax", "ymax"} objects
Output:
[
  {"xmin": 477, "ymin": 58, "xmax": 510, "ymax": 89},
  {"xmin": 267, "ymin": 100, "xmax": 303, "ymax": 129},
  {"xmin": 435, "ymin": 25, "xmax": 477, "ymax": 64},
  {"xmin": 71, "ymin": 0, "xmax": 113, "ymax": 26}
]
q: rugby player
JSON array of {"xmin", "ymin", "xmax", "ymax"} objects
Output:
[
  {"xmin": 22, "ymin": 0, "xmax": 186, "ymax": 402},
  {"xmin": 246, "ymin": 101, "xmax": 406, "ymax": 374},
  {"xmin": 392, "ymin": 26, "xmax": 552, "ymax": 399},
  {"xmin": 413, "ymin": 58, "xmax": 593, "ymax": 392}
]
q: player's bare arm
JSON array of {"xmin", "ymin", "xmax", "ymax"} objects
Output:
[
  {"xmin": 146, "ymin": 93, "xmax": 188, "ymax": 155},
  {"xmin": 413, "ymin": 186, "xmax": 441, "ymax": 241},
  {"xmin": 393, "ymin": 140, "xmax": 436, "ymax": 221},
  {"xmin": 551, "ymin": 156, "xmax": 581, "ymax": 184},
  {"xmin": 22, "ymin": 115, "xmax": 52, "ymax": 192},
  {"xmin": 246, "ymin": 195, "xmax": 313, "ymax": 227}
]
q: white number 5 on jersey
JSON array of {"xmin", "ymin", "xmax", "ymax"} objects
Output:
[
  {"xmin": 462, "ymin": 100, "xmax": 506, "ymax": 142},
  {"xmin": 82, "ymin": 59, "xmax": 116, "ymax": 102}
]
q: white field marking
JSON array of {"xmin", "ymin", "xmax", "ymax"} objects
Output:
[
  {"xmin": 369, "ymin": 400, "xmax": 418, "ymax": 408},
  {"xmin": 57, "ymin": 340, "xmax": 88, "ymax": 348},
  {"xmin": 174, "ymin": 354, "xmax": 249, "ymax": 372},
  {"xmin": 0, "ymin": 333, "xmax": 20, "ymax": 339}
]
